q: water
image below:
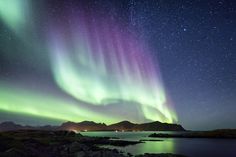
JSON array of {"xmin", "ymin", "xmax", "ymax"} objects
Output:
[{"xmin": 81, "ymin": 131, "xmax": 236, "ymax": 157}]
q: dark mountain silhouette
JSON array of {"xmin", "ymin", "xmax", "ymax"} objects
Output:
[
  {"xmin": 0, "ymin": 122, "xmax": 24, "ymax": 131},
  {"xmin": 0, "ymin": 121, "xmax": 57, "ymax": 131},
  {"xmin": 108, "ymin": 121, "xmax": 136, "ymax": 130},
  {"xmin": 0, "ymin": 121, "xmax": 185, "ymax": 132},
  {"xmin": 107, "ymin": 121, "xmax": 184, "ymax": 131},
  {"xmin": 59, "ymin": 121, "xmax": 107, "ymax": 131},
  {"xmin": 134, "ymin": 121, "xmax": 185, "ymax": 131}
]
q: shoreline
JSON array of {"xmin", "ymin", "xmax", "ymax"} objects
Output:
[
  {"xmin": 0, "ymin": 130, "xmax": 187, "ymax": 157},
  {"xmin": 149, "ymin": 129, "xmax": 236, "ymax": 139}
]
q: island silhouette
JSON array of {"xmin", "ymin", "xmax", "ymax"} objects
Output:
[{"xmin": 0, "ymin": 120, "xmax": 185, "ymax": 132}]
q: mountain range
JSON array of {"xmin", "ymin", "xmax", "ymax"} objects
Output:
[{"xmin": 0, "ymin": 121, "xmax": 185, "ymax": 132}]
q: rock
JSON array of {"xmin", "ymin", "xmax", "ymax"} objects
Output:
[
  {"xmin": 76, "ymin": 151, "xmax": 86, "ymax": 157},
  {"xmin": 135, "ymin": 153, "xmax": 187, "ymax": 157},
  {"xmin": 5, "ymin": 148, "xmax": 25, "ymax": 157},
  {"xmin": 149, "ymin": 129, "xmax": 236, "ymax": 138},
  {"xmin": 69, "ymin": 142, "xmax": 89, "ymax": 153},
  {"xmin": 0, "ymin": 130, "xmax": 190, "ymax": 157},
  {"xmin": 139, "ymin": 139, "xmax": 163, "ymax": 142}
]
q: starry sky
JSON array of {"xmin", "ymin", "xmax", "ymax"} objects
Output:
[{"xmin": 0, "ymin": 0, "xmax": 236, "ymax": 130}]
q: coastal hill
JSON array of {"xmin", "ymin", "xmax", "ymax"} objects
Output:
[
  {"xmin": 0, "ymin": 121, "xmax": 185, "ymax": 132},
  {"xmin": 59, "ymin": 121, "xmax": 107, "ymax": 131},
  {"xmin": 106, "ymin": 121, "xmax": 185, "ymax": 131},
  {"xmin": 108, "ymin": 121, "xmax": 137, "ymax": 130}
]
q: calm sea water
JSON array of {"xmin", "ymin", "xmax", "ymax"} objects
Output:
[{"xmin": 81, "ymin": 131, "xmax": 236, "ymax": 157}]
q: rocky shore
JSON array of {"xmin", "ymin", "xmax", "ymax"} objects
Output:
[{"xmin": 0, "ymin": 130, "xmax": 187, "ymax": 157}]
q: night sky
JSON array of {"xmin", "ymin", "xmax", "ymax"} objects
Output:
[{"xmin": 0, "ymin": 0, "xmax": 236, "ymax": 130}]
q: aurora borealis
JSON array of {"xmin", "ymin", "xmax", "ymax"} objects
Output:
[
  {"xmin": 0, "ymin": 0, "xmax": 236, "ymax": 130},
  {"xmin": 49, "ymin": 12, "xmax": 176, "ymax": 123},
  {"xmin": 0, "ymin": 0, "xmax": 176, "ymax": 124}
]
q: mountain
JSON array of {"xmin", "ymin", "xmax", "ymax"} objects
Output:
[
  {"xmin": 134, "ymin": 121, "xmax": 185, "ymax": 131},
  {"xmin": 0, "ymin": 121, "xmax": 24, "ymax": 131},
  {"xmin": 59, "ymin": 121, "xmax": 107, "ymax": 131},
  {"xmin": 107, "ymin": 121, "xmax": 184, "ymax": 131},
  {"xmin": 0, "ymin": 121, "xmax": 185, "ymax": 132},
  {"xmin": 108, "ymin": 120, "xmax": 136, "ymax": 131},
  {"xmin": 0, "ymin": 121, "xmax": 56, "ymax": 131}
]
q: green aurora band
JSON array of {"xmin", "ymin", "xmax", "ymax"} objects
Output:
[{"xmin": 0, "ymin": 82, "xmax": 119, "ymax": 124}]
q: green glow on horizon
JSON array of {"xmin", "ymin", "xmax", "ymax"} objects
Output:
[
  {"xmin": 52, "ymin": 58, "xmax": 177, "ymax": 123},
  {"xmin": 0, "ymin": 82, "xmax": 119, "ymax": 124}
]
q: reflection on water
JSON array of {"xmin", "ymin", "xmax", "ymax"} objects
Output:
[
  {"xmin": 81, "ymin": 131, "xmax": 236, "ymax": 157},
  {"xmin": 130, "ymin": 138, "xmax": 175, "ymax": 154}
]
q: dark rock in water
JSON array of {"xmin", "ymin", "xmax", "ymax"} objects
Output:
[
  {"xmin": 79, "ymin": 148, "xmax": 126, "ymax": 157},
  {"xmin": 77, "ymin": 136, "xmax": 142, "ymax": 146},
  {"xmin": 139, "ymin": 139, "xmax": 163, "ymax": 142},
  {"xmin": 149, "ymin": 129, "xmax": 236, "ymax": 138},
  {"xmin": 135, "ymin": 153, "xmax": 187, "ymax": 157}
]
